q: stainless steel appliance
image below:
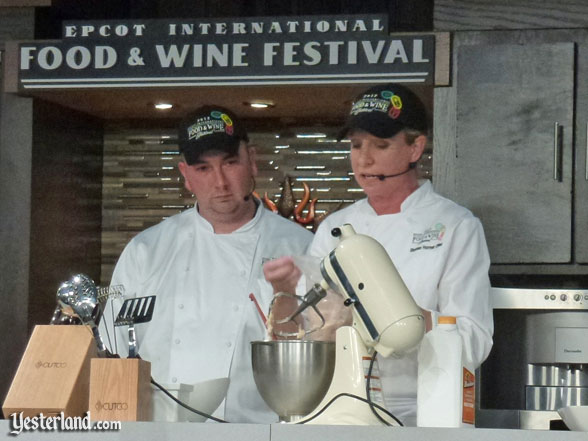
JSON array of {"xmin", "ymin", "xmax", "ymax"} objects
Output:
[{"xmin": 476, "ymin": 287, "xmax": 588, "ymax": 430}]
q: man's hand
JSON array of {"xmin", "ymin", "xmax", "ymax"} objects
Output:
[
  {"xmin": 263, "ymin": 256, "xmax": 302, "ymax": 295},
  {"xmin": 263, "ymin": 256, "xmax": 303, "ymax": 338}
]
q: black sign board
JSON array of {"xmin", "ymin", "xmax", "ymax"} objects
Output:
[{"xmin": 17, "ymin": 15, "xmax": 436, "ymax": 90}]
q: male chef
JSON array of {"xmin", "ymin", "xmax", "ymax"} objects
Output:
[{"xmin": 101, "ymin": 105, "xmax": 313, "ymax": 422}]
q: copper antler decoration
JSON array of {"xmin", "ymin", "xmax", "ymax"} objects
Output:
[
  {"xmin": 294, "ymin": 182, "xmax": 318, "ymax": 225},
  {"xmin": 257, "ymin": 177, "xmax": 342, "ymax": 231},
  {"xmin": 263, "ymin": 192, "xmax": 278, "ymax": 213}
]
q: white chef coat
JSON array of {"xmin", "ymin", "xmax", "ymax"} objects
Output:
[
  {"xmin": 309, "ymin": 180, "xmax": 493, "ymax": 426},
  {"xmin": 100, "ymin": 201, "xmax": 313, "ymax": 423}
]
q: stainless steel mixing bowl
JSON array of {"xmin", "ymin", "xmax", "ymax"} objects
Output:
[{"xmin": 251, "ymin": 340, "xmax": 336, "ymax": 422}]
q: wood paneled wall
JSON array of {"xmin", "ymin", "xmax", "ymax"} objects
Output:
[{"xmin": 435, "ymin": 0, "xmax": 588, "ymax": 30}]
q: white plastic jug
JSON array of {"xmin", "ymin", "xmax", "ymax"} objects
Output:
[{"xmin": 416, "ymin": 316, "xmax": 475, "ymax": 427}]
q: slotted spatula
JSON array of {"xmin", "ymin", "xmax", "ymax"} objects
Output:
[{"xmin": 114, "ymin": 295, "xmax": 156, "ymax": 358}]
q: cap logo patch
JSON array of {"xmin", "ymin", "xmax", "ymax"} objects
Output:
[
  {"xmin": 381, "ymin": 90, "xmax": 403, "ymax": 119},
  {"xmin": 187, "ymin": 111, "xmax": 234, "ymax": 141},
  {"xmin": 350, "ymin": 90, "xmax": 403, "ymax": 120}
]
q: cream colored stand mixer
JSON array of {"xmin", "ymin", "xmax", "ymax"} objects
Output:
[{"xmin": 261, "ymin": 224, "xmax": 426, "ymax": 425}]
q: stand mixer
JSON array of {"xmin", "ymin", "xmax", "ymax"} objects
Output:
[{"xmin": 254, "ymin": 224, "xmax": 426, "ymax": 425}]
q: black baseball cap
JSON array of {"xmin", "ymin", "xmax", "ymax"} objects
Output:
[
  {"xmin": 338, "ymin": 84, "xmax": 429, "ymax": 140},
  {"xmin": 178, "ymin": 105, "xmax": 249, "ymax": 165}
]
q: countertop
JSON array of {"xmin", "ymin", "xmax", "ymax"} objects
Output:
[{"xmin": 1, "ymin": 420, "xmax": 586, "ymax": 441}]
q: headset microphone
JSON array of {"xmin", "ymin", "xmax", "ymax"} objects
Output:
[{"xmin": 375, "ymin": 163, "xmax": 417, "ymax": 181}]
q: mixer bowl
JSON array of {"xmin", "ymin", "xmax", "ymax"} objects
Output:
[{"xmin": 251, "ymin": 340, "xmax": 336, "ymax": 422}]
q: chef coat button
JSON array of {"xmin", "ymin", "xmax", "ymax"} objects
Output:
[
  {"xmin": 185, "ymin": 267, "xmax": 190, "ymax": 272},
  {"xmin": 172, "ymin": 377, "xmax": 177, "ymax": 383},
  {"xmin": 233, "ymin": 305, "xmax": 239, "ymax": 312},
  {"xmin": 226, "ymin": 341, "xmax": 232, "ymax": 348},
  {"xmin": 174, "ymin": 339, "xmax": 181, "ymax": 344},
  {"xmin": 178, "ymin": 304, "xmax": 184, "ymax": 310}
]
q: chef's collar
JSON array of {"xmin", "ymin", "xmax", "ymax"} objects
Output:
[
  {"xmin": 193, "ymin": 198, "xmax": 262, "ymax": 234},
  {"xmin": 399, "ymin": 179, "xmax": 432, "ymax": 211},
  {"xmin": 365, "ymin": 179, "xmax": 432, "ymax": 216}
]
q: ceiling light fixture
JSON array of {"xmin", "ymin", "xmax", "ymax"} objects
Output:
[
  {"xmin": 244, "ymin": 100, "xmax": 275, "ymax": 109},
  {"xmin": 296, "ymin": 149, "xmax": 349, "ymax": 154},
  {"xmin": 154, "ymin": 103, "xmax": 173, "ymax": 110},
  {"xmin": 296, "ymin": 133, "xmax": 327, "ymax": 139}
]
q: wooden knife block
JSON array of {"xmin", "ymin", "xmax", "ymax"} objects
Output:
[
  {"xmin": 89, "ymin": 358, "xmax": 152, "ymax": 421},
  {"xmin": 2, "ymin": 325, "xmax": 97, "ymax": 418}
]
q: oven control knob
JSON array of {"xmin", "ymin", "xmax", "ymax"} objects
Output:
[
  {"xmin": 550, "ymin": 294, "xmax": 556, "ymax": 300},
  {"xmin": 560, "ymin": 294, "xmax": 567, "ymax": 301},
  {"xmin": 574, "ymin": 294, "xmax": 582, "ymax": 302}
]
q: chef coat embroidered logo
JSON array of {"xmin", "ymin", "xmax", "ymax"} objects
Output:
[{"xmin": 411, "ymin": 223, "xmax": 445, "ymax": 252}]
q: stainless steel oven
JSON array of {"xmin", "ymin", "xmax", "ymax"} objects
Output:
[{"xmin": 476, "ymin": 287, "xmax": 588, "ymax": 430}]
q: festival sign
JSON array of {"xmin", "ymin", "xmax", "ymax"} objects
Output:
[{"xmin": 16, "ymin": 15, "xmax": 436, "ymax": 90}]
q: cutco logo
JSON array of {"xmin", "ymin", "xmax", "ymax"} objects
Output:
[
  {"xmin": 35, "ymin": 361, "xmax": 67, "ymax": 368},
  {"xmin": 95, "ymin": 401, "xmax": 129, "ymax": 411},
  {"xmin": 411, "ymin": 223, "xmax": 446, "ymax": 252}
]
